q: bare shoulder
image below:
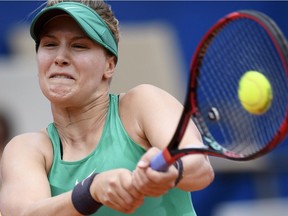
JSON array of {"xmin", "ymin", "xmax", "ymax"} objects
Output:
[
  {"xmin": 118, "ymin": 84, "xmax": 184, "ymax": 149},
  {"xmin": 2, "ymin": 130, "xmax": 53, "ymax": 174},
  {"xmin": 120, "ymin": 84, "xmax": 181, "ymax": 108},
  {"xmin": 5, "ymin": 131, "xmax": 52, "ymax": 155}
]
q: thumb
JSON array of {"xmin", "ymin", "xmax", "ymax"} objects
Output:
[{"xmin": 137, "ymin": 147, "xmax": 161, "ymax": 169}]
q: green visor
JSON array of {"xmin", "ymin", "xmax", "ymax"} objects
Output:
[{"xmin": 30, "ymin": 2, "xmax": 118, "ymax": 60}]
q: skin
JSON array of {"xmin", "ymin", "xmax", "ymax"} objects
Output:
[{"xmin": 0, "ymin": 15, "xmax": 214, "ymax": 216}]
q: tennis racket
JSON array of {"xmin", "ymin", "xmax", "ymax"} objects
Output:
[{"xmin": 151, "ymin": 10, "xmax": 288, "ymax": 171}]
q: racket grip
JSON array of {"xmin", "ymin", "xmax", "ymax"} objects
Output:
[{"xmin": 150, "ymin": 152, "xmax": 170, "ymax": 172}]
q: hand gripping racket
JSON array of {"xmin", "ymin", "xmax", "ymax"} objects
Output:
[{"xmin": 151, "ymin": 10, "xmax": 288, "ymax": 171}]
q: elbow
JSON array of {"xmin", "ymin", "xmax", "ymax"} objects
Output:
[
  {"xmin": 193, "ymin": 157, "xmax": 215, "ymax": 191},
  {"xmin": 180, "ymin": 155, "xmax": 215, "ymax": 192},
  {"xmin": 199, "ymin": 155, "xmax": 215, "ymax": 189},
  {"xmin": 200, "ymin": 160, "xmax": 215, "ymax": 190}
]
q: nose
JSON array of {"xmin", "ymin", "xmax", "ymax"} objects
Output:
[{"xmin": 54, "ymin": 47, "xmax": 70, "ymax": 66}]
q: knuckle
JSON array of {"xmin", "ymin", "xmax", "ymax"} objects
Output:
[{"xmin": 106, "ymin": 188, "xmax": 115, "ymax": 199}]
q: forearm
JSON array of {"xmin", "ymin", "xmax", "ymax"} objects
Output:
[
  {"xmin": 176, "ymin": 154, "xmax": 214, "ymax": 192},
  {"xmin": 1, "ymin": 192, "xmax": 81, "ymax": 216},
  {"xmin": 1, "ymin": 175, "xmax": 101, "ymax": 216}
]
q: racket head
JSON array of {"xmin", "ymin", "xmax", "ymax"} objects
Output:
[{"xmin": 187, "ymin": 10, "xmax": 288, "ymax": 160}]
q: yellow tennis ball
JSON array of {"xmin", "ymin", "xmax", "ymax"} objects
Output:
[{"xmin": 238, "ymin": 71, "xmax": 273, "ymax": 115}]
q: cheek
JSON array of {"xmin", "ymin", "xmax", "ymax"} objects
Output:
[
  {"xmin": 37, "ymin": 51, "xmax": 52, "ymax": 75},
  {"xmin": 79, "ymin": 56, "xmax": 106, "ymax": 80},
  {"xmin": 37, "ymin": 53, "xmax": 48, "ymax": 87},
  {"xmin": 36, "ymin": 52, "xmax": 53, "ymax": 97},
  {"xmin": 37, "ymin": 68, "xmax": 49, "ymax": 97}
]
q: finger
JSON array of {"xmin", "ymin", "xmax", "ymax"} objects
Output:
[
  {"xmin": 126, "ymin": 183, "xmax": 144, "ymax": 201},
  {"xmin": 104, "ymin": 199, "xmax": 138, "ymax": 214},
  {"xmin": 103, "ymin": 189, "xmax": 142, "ymax": 213},
  {"xmin": 137, "ymin": 147, "xmax": 160, "ymax": 169},
  {"xmin": 114, "ymin": 175, "xmax": 145, "ymax": 210},
  {"xmin": 119, "ymin": 170, "xmax": 145, "ymax": 201},
  {"xmin": 146, "ymin": 166, "xmax": 177, "ymax": 185},
  {"xmin": 132, "ymin": 170, "xmax": 167, "ymax": 196},
  {"xmin": 132, "ymin": 168, "xmax": 149, "ymax": 191}
]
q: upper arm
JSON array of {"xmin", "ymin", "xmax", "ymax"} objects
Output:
[
  {"xmin": 0, "ymin": 133, "xmax": 52, "ymax": 215},
  {"xmin": 120, "ymin": 84, "xmax": 203, "ymax": 150}
]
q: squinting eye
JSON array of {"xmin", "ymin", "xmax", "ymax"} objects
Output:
[
  {"xmin": 46, "ymin": 43, "xmax": 56, "ymax": 47},
  {"xmin": 73, "ymin": 44, "xmax": 87, "ymax": 49},
  {"xmin": 42, "ymin": 43, "xmax": 57, "ymax": 47}
]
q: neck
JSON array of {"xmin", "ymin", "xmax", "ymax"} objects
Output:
[{"xmin": 51, "ymin": 94, "xmax": 110, "ymax": 149}]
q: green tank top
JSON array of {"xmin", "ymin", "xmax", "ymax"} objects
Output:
[{"xmin": 47, "ymin": 94, "xmax": 196, "ymax": 216}]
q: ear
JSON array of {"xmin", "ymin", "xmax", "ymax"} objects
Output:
[{"xmin": 103, "ymin": 56, "xmax": 116, "ymax": 79}]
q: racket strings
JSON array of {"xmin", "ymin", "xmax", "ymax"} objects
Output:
[
  {"xmin": 195, "ymin": 16, "xmax": 288, "ymax": 157},
  {"xmin": 202, "ymin": 21, "xmax": 257, "ymax": 153},
  {"xmin": 237, "ymin": 22, "xmax": 282, "ymax": 151}
]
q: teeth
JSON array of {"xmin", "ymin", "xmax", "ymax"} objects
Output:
[{"xmin": 52, "ymin": 75, "xmax": 72, "ymax": 79}]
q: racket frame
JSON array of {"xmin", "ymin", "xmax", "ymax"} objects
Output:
[{"xmin": 150, "ymin": 10, "xmax": 288, "ymax": 171}]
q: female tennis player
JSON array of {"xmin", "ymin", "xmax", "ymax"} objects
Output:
[{"xmin": 0, "ymin": 0, "xmax": 214, "ymax": 215}]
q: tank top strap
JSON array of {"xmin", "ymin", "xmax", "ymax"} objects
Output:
[{"xmin": 46, "ymin": 123, "xmax": 61, "ymax": 161}]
